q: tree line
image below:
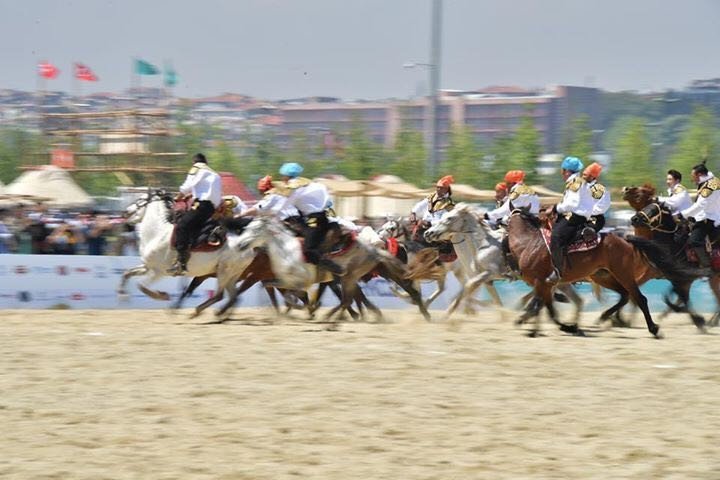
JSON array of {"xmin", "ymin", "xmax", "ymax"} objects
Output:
[{"xmin": 0, "ymin": 103, "xmax": 718, "ymax": 196}]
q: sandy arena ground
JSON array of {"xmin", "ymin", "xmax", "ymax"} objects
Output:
[{"xmin": 2, "ymin": 307, "xmax": 720, "ymax": 479}]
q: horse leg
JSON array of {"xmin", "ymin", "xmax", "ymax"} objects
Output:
[
  {"xmin": 617, "ymin": 277, "xmax": 661, "ymax": 338},
  {"xmin": 171, "ymin": 276, "xmax": 208, "ymax": 310},
  {"xmin": 709, "ymin": 275, "xmax": 720, "ymax": 327},
  {"xmin": 354, "ymin": 287, "xmax": 383, "ymax": 322},
  {"xmin": 537, "ymin": 282, "xmax": 584, "ymax": 336},
  {"xmin": 447, "ymin": 272, "xmax": 489, "ymax": 319},
  {"xmin": 558, "ymin": 284, "xmax": 583, "ymax": 325},
  {"xmin": 137, "ymin": 271, "xmax": 170, "ymax": 301},
  {"xmin": 118, "ymin": 264, "xmax": 148, "ymax": 296},
  {"xmin": 424, "ymin": 277, "xmax": 445, "ymax": 309},
  {"xmin": 216, "ymin": 277, "xmax": 258, "ymax": 318},
  {"xmin": 666, "ymin": 281, "xmax": 706, "ymax": 332},
  {"xmin": 263, "ymin": 283, "xmax": 280, "ymax": 314}
]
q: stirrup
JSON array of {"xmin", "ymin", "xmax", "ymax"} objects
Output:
[
  {"xmin": 546, "ymin": 268, "xmax": 561, "ymax": 284},
  {"xmin": 166, "ymin": 262, "xmax": 187, "ymax": 276}
]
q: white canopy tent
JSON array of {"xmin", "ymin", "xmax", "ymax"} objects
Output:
[{"xmin": 4, "ymin": 165, "xmax": 94, "ymax": 208}]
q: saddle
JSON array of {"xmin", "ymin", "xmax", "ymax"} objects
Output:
[
  {"xmin": 171, "ymin": 221, "xmax": 226, "ymax": 252},
  {"xmin": 541, "ymin": 224, "xmax": 601, "ymax": 254},
  {"xmin": 325, "ymin": 231, "xmax": 357, "ymax": 258},
  {"xmin": 411, "ymin": 222, "xmax": 457, "ymax": 263}
]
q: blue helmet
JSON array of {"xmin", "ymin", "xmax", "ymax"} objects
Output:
[
  {"xmin": 561, "ymin": 156, "xmax": 584, "ymax": 173},
  {"xmin": 279, "ymin": 162, "xmax": 304, "ymax": 178}
]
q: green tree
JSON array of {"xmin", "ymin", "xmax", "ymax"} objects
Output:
[
  {"xmin": 390, "ymin": 128, "xmax": 427, "ymax": 185},
  {"xmin": 510, "ymin": 115, "xmax": 541, "ymax": 184},
  {"xmin": 337, "ymin": 121, "xmax": 385, "ymax": 179},
  {"xmin": 607, "ymin": 118, "xmax": 653, "ymax": 188},
  {"xmin": 669, "ymin": 106, "xmax": 719, "ymax": 176},
  {"xmin": 563, "ymin": 114, "xmax": 593, "ymax": 162},
  {"xmin": 444, "ymin": 124, "xmax": 483, "ymax": 187}
]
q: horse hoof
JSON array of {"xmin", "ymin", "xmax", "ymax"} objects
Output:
[
  {"xmin": 652, "ymin": 327, "xmax": 664, "ymax": 339},
  {"xmin": 527, "ymin": 330, "xmax": 540, "ymax": 338},
  {"xmin": 117, "ymin": 293, "xmax": 130, "ymax": 303},
  {"xmin": 574, "ymin": 328, "xmax": 586, "ymax": 337}
]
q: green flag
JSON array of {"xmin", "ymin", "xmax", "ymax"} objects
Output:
[
  {"xmin": 164, "ymin": 65, "xmax": 178, "ymax": 87},
  {"xmin": 135, "ymin": 58, "xmax": 159, "ymax": 75}
]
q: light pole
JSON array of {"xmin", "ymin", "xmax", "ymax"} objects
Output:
[{"xmin": 402, "ymin": 0, "xmax": 442, "ymax": 180}]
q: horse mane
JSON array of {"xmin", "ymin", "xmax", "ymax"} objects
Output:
[{"xmin": 513, "ymin": 209, "xmax": 541, "ymax": 229}]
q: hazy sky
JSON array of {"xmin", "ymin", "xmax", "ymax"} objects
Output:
[{"xmin": 1, "ymin": 0, "xmax": 719, "ymax": 100}]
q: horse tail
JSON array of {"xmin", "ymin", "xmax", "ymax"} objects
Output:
[{"xmin": 625, "ymin": 235, "xmax": 706, "ymax": 281}]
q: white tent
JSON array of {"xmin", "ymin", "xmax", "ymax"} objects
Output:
[{"xmin": 5, "ymin": 165, "xmax": 94, "ymax": 208}]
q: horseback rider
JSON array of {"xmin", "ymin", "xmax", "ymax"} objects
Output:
[
  {"xmin": 168, "ymin": 153, "xmax": 222, "ymax": 275},
  {"xmin": 239, "ymin": 175, "xmax": 300, "ymax": 220},
  {"xmin": 676, "ymin": 162, "xmax": 720, "ymax": 268},
  {"xmin": 547, "ymin": 156, "xmax": 594, "ymax": 283},
  {"xmin": 582, "ymin": 162, "xmax": 610, "ymax": 232},
  {"xmin": 494, "ymin": 182, "xmax": 508, "ymax": 208},
  {"xmin": 274, "ymin": 162, "xmax": 346, "ymax": 275},
  {"xmin": 410, "ymin": 175, "xmax": 455, "ymax": 232},
  {"xmin": 485, "ymin": 170, "xmax": 539, "ymax": 228},
  {"xmin": 658, "ymin": 169, "xmax": 692, "ymax": 214}
]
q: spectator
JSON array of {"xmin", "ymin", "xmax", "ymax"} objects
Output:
[
  {"xmin": 84, "ymin": 214, "xmax": 112, "ymax": 255},
  {"xmin": 47, "ymin": 221, "xmax": 80, "ymax": 255}
]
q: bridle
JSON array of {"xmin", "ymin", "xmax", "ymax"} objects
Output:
[{"xmin": 634, "ymin": 202, "xmax": 678, "ymax": 234}]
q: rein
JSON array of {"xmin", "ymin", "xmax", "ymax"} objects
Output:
[{"xmin": 637, "ymin": 203, "xmax": 678, "ymax": 234}]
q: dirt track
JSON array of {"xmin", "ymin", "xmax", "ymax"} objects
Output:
[{"xmin": 2, "ymin": 308, "xmax": 719, "ymax": 479}]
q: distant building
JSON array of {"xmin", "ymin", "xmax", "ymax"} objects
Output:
[{"xmin": 275, "ymin": 85, "xmax": 601, "ymax": 157}]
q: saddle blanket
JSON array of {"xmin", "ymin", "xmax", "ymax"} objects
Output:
[{"xmin": 540, "ymin": 227, "xmax": 601, "ymax": 254}]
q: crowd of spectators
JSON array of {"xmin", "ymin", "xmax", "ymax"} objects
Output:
[{"xmin": 0, "ymin": 205, "xmax": 138, "ymax": 255}]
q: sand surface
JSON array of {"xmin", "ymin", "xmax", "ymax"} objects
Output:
[{"xmin": 1, "ymin": 308, "xmax": 719, "ymax": 479}]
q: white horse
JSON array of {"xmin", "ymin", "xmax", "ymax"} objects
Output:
[
  {"xmin": 119, "ymin": 190, "xmax": 255, "ymax": 316},
  {"xmin": 424, "ymin": 203, "xmax": 585, "ymax": 321},
  {"xmin": 376, "ymin": 217, "xmax": 472, "ymax": 310},
  {"xmin": 235, "ymin": 216, "xmax": 431, "ymax": 322}
]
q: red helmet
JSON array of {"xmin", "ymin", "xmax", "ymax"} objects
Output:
[
  {"xmin": 504, "ymin": 170, "xmax": 525, "ymax": 185},
  {"xmin": 257, "ymin": 175, "xmax": 273, "ymax": 192},
  {"xmin": 495, "ymin": 182, "xmax": 508, "ymax": 193},
  {"xmin": 583, "ymin": 162, "xmax": 602, "ymax": 179},
  {"xmin": 436, "ymin": 175, "xmax": 455, "ymax": 188}
]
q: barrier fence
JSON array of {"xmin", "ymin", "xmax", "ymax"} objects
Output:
[{"xmin": 0, "ymin": 254, "xmax": 714, "ymax": 312}]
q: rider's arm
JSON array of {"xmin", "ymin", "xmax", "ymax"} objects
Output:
[
  {"xmin": 593, "ymin": 190, "xmax": 611, "ymax": 215},
  {"xmin": 556, "ymin": 188, "xmax": 580, "ymax": 214},
  {"xmin": 681, "ymin": 194, "xmax": 708, "ymax": 220},
  {"xmin": 486, "ymin": 198, "xmax": 511, "ymax": 224},
  {"xmin": 660, "ymin": 191, "xmax": 687, "ymax": 213},
  {"xmin": 179, "ymin": 169, "xmax": 202, "ymax": 195},
  {"xmin": 411, "ymin": 198, "xmax": 428, "ymax": 222}
]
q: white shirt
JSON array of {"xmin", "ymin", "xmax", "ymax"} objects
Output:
[
  {"xmin": 411, "ymin": 194, "xmax": 454, "ymax": 224},
  {"xmin": 486, "ymin": 183, "xmax": 539, "ymax": 225},
  {"xmin": 587, "ymin": 181, "xmax": 611, "ymax": 216},
  {"xmin": 256, "ymin": 192, "xmax": 300, "ymax": 220},
  {"xmin": 329, "ymin": 215, "xmax": 361, "ymax": 233},
  {"xmin": 658, "ymin": 183, "xmax": 692, "ymax": 214},
  {"xmin": 556, "ymin": 173, "xmax": 594, "ymax": 219},
  {"xmin": 280, "ymin": 180, "xmax": 330, "ymax": 216},
  {"xmin": 682, "ymin": 173, "xmax": 720, "ymax": 225},
  {"xmin": 179, "ymin": 162, "xmax": 222, "ymax": 208}
]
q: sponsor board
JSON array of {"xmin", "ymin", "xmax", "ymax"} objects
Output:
[{"xmin": 0, "ymin": 254, "xmax": 709, "ymax": 311}]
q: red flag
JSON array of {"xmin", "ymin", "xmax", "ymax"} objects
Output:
[
  {"xmin": 74, "ymin": 63, "xmax": 98, "ymax": 81},
  {"xmin": 38, "ymin": 61, "xmax": 60, "ymax": 79}
]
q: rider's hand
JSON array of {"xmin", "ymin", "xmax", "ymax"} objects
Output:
[{"xmin": 672, "ymin": 213, "xmax": 683, "ymax": 223}]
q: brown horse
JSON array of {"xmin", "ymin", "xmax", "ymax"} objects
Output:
[
  {"xmin": 623, "ymin": 185, "xmax": 719, "ymax": 328},
  {"xmin": 507, "ymin": 210, "xmax": 662, "ymax": 338}
]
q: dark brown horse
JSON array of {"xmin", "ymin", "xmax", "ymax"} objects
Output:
[
  {"xmin": 507, "ymin": 210, "xmax": 662, "ymax": 338},
  {"xmin": 623, "ymin": 185, "xmax": 720, "ymax": 328}
]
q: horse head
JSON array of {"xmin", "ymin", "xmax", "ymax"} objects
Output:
[
  {"xmin": 622, "ymin": 184, "xmax": 657, "ymax": 212},
  {"xmin": 377, "ymin": 218, "xmax": 401, "ymax": 241},
  {"xmin": 123, "ymin": 189, "xmax": 174, "ymax": 224},
  {"xmin": 630, "ymin": 202, "xmax": 674, "ymax": 232},
  {"xmin": 424, "ymin": 203, "xmax": 477, "ymax": 243}
]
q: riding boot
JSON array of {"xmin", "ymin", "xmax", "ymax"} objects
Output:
[
  {"xmin": 167, "ymin": 249, "xmax": 190, "ymax": 276},
  {"xmin": 547, "ymin": 248, "xmax": 564, "ymax": 284},
  {"xmin": 694, "ymin": 246, "xmax": 711, "ymax": 268},
  {"xmin": 318, "ymin": 258, "xmax": 346, "ymax": 276}
]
